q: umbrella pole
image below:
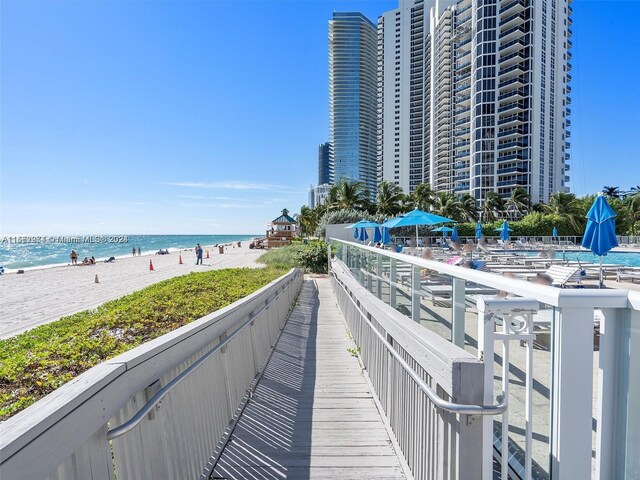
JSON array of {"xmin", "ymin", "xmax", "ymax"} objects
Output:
[{"xmin": 599, "ymin": 256, "xmax": 603, "ymax": 288}]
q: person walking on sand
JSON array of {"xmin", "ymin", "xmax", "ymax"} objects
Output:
[
  {"xmin": 196, "ymin": 243, "xmax": 203, "ymax": 265},
  {"xmin": 137, "ymin": 247, "xmax": 141, "ymax": 256},
  {"xmin": 70, "ymin": 250, "xmax": 78, "ymax": 265},
  {"xmin": 132, "ymin": 247, "xmax": 136, "ymax": 257}
]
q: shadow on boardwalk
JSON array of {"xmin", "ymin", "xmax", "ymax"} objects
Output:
[{"xmin": 210, "ymin": 278, "xmax": 405, "ymax": 479}]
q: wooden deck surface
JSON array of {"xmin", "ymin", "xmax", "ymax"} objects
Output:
[{"xmin": 210, "ymin": 277, "xmax": 406, "ymax": 479}]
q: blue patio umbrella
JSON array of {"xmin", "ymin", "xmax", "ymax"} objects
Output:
[
  {"xmin": 432, "ymin": 226, "xmax": 454, "ymax": 241},
  {"xmin": 346, "ymin": 220, "xmax": 380, "ymax": 229},
  {"xmin": 495, "ymin": 220, "xmax": 511, "ymax": 241},
  {"xmin": 451, "ymin": 225, "xmax": 459, "ymax": 242},
  {"xmin": 373, "ymin": 227, "xmax": 382, "ymax": 243},
  {"xmin": 581, "ymin": 194, "xmax": 619, "ymax": 287},
  {"xmin": 475, "ymin": 222, "xmax": 483, "ymax": 241},
  {"xmin": 383, "ymin": 208, "xmax": 456, "ymax": 247},
  {"xmin": 381, "ymin": 227, "xmax": 391, "ymax": 245},
  {"xmin": 359, "ymin": 226, "xmax": 369, "ymax": 243},
  {"xmin": 552, "ymin": 226, "xmax": 558, "ymax": 238},
  {"xmin": 353, "ymin": 227, "xmax": 359, "ymax": 239}
]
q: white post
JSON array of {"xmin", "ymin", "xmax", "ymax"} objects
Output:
[
  {"xmin": 412, "ymin": 265, "xmax": 421, "ymax": 322},
  {"xmin": 390, "ymin": 257, "xmax": 397, "ymax": 308},
  {"xmin": 376, "ymin": 253, "xmax": 382, "ymax": 299},
  {"xmin": 452, "ymin": 278, "xmax": 466, "ymax": 347},
  {"xmin": 476, "ymin": 298, "xmax": 496, "ymax": 480},
  {"xmin": 550, "ymin": 307, "xmax": 594, "ymax": 479}
]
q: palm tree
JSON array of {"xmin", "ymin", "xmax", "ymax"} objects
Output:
[
  {"xmin": 432, "ymin": 192, "xmax": 462, "ymax": 219},
  {"xmin": 376, "ymin": 181, "xmax": 405, "ymax": 216},
  {"xmin": 327, "ymin": 179, "xmax": 370, "ymax": 211},
  {"xmin": 458, "ymin": 193, "xmax": 478, "ymax": 222},
  {"xmin": 602, "ymin": 186, "xmax": 620, "ymax": 199},
  {"xmin": 544, "ymin": 192, "xmax": 583, "ymax": 231},
  {"xmin": 410, "ymin": 183, "xmax": 435, "ymax": 211},
  {"xmin": 295, "ymin": 206, "xmax": 318, "ymax": 238},
  {"xmin": 505, "ymin": 187, "xmax": 531, "ymax": 220},
  {"xmin": 626, "ymin": 193, "xmax": 640, "ymax": 235},
  {"xmin": 481, "ymin": 192, "xmax": 504, "ymax": 222}
]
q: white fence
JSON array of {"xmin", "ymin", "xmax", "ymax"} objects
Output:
[
  {"xmin": 330, "ymin": 239, "xmax": 640, "ymax": 479},
  {"xmin": 0, "ymin": 268, "xmax": 303, "ymax": 480}
]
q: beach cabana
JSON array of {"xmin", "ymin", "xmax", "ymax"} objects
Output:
[{"xmin": 265, "ymin": 209, "xmax": 297, "ymax": 248}]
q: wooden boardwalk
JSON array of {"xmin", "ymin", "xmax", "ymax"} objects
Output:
[{"xmin": 210, "ymin": 277, "xmax": 406, "ymax": 479}]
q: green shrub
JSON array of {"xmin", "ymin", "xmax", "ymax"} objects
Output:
[
  {"xmin": 298, "ymin": 241, "xmax": 331, "ymax": 274},
  {"xmin": 0, "ymin": 267, "xmax": 286, "ymax": 420},
  {"xmin": 258, "ymin": 244, "xmax": 307, "ymax": 270}
]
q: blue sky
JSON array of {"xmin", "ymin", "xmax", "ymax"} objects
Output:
[{"xmin": 1, "ymin": 0, "xmax": 638, "ymax": 234}]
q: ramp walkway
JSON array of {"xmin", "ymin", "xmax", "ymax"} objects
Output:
[{"xmin": 209, "ymin": 277, "xmax": 406, "ymax": 479}]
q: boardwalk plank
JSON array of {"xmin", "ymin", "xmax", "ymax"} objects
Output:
[{"xmin": 210, "ymin": 278, "xmax": 405, "ymax": 480}]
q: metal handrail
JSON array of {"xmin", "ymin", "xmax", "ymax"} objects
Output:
[
  {"xmin": 106, "ymin": 277, "xmax": 294, "ymax": 441},
  {"xmin": 334, "ymin": 270, "xmax": 507, "ymax": 416}
]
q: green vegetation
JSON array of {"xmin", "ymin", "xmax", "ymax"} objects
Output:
[
  {"xmin": 258, "ymin": 240, "xmax": 332, "ymax": 274},
  {"xmin": 300, "ymin": 180, "xmax": 640, "ymax": 237},
  {"xmin": 0, "ymin": 267, "xmax": 285, "ymax": 420}
]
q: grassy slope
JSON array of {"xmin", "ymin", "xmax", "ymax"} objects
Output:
[{"xmin": 0, "ymin": 266, "xmax": 285, "ymax": 420}]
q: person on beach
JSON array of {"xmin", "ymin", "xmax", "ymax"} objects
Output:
[
  {"xmin": 196, "ymin": 244, "xmax": 203, "ymax": 265},
  {"xmin": 137, "ymin": 247, "xmax": 141, "ymax": 256},
  {"xmin": 132, "ymin": 247, "xmax": 136, "ymax": 257},
  {"xmin": 81, "ymin": 257, "xmax": 90, "ymax": 265},
  {"xmin": 90, "ymin": 256, "xmax": 96, "ymax": 265},
  {"xmin": 70, "ymin": 250, "xmax": 78, "ymax": 265}
]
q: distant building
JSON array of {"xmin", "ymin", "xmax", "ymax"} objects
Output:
[
  {"xmin": 329, "ymin": 12, "xmax": 378, "ymax": 198},
  {"xmin": 318, "ymin": 142, "xmax": 332, "ymax": 185},
  {"xmin": 308, "ymin": 185, "xmax": 316, "ymax": 208},
  {"xmin": 377, "ymin": 0, "xmax": 572, "ymax": 203},
  {"xmin": 314, "ymin": 183, "xmax": 333, "ymax": 207}
]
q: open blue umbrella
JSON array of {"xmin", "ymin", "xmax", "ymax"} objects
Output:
[
  {"xmin": 451, "ymin": 225, "xmax": 459, "ymax": 242},
  {"xmin": 581, "ymin": 195, "xmax": 619, "ymax": 287},
  {"xmin": 346, "ymin": 220, "xmax": 380, "ymax": 229},
  {"xmin": 495, "ymin": 220, "xmax": 511, "ymax": 241},
  {"xmin": 475, "ymin": 222, "xmax": 483, "ymax": 241},
  {"xmin": 383, "ymin": 208, "xmax": 456, "ymax": 247}
]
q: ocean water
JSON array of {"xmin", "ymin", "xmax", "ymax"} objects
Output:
[{"xmin": 0, "ymin": 234, "xmax": 258, "ymax": 270}]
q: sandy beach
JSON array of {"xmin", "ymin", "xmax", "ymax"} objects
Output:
[{"xmin": 0, "ymin": 244, "xmax": 266, "ymax": 339}]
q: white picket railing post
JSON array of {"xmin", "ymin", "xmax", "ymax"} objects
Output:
[
  {"xmin": 389, "ymin": 257, "xmax": 397, "ymax": 308},
  {"xmin": 452, "ymin": 277, "xmax": 466, "ymax": 347},
  {"xmin": 411, "ymin": 265, "xmax": 421, "ymax": 322}
]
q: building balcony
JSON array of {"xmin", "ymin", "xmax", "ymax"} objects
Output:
[
  {"xmin": 501, "ymin": 12, "xmax": 526, "ymax": 30},
  {"xmin": 454, "ymin": 150, "xmax": 471, "ymax": 159},
  {"xmin": 497, "ymin": 165, "xmax": 528, "ymax": 175},
  {"xmin": 455, "ymin": 60, "xmax": 472, "ymax": 72},
  {"xmin": 500, "ymin": 0, "xmax": 526, "ymax": 18},
  {"xmin": 454, "ymin": 173, "xmax": 470, "ymax": 181},
  {"xmin": 498, "ymin": 88, "xmax": 526, "ymax": 102},
  {"xmin": 499, "ymin": 25, "xmax": 526, "ymax": 42},
  {"xmin": 454, "ymin": 140, "xmax": 471, "ymax": 150},
  {"xmin": 497, "ymin": 114, "xmax": 526, "ymax": 126},
  {"xmin": 497, "ymin": 177, "xmax": 528, "ymax": 187},
  {"xmin": 498, "ymin": 75, "xmax": 526, "ymax": 90},
  {"xmin": 499, "ymin": 51, "xmax": 525, "ymax": 67},
  {"xmin": 497, "ymin": 101, "xmax": 526, "ymax": 114},
  {"xmin": 498, "ymin": 62, "xmax": 526, "ymax": 79},
  {"xmin": 455, "ymin": 92, "xmax": 471, "ymax": 104},
  {"xmin": 454, "ymin": 161, "xmax": 470, "ymax": 169},
  {"xmin": 498, "ymin": 152, "xmax": 526, "ymax": 161},
  {"xmin": 455, "ymin": 127, "xmax": 471, "ymax": 137},
  {"xmin": 499, "ymin": 38, "xmax": 526, "ymax": 54},
  {"xmin": 454, "ymin": 81, "xmax": 471, "ymax": 93},
  {"xmin": 497, "ymin": 127, "xmax": 527, "ymax": 139},
  {"xmin": 454, "ymin": 37, "xmax": 472, "ymax": 50},
  {"xmin": 454, "ymin": 183, "xmax": 470, "ymax": 192},
  {"xmin": 454, "ymin": 106, "xmax": 471, "ymax": 117},
  {"xmin": 498, "ymin": 139, "xmax": 528, "ymax": 150}
]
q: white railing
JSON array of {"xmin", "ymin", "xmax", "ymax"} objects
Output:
[
  {"xmin": 330, "ymin": 239, "xmax": 639, "ymax": 479},
  {"xmin": 0, "ymin": 268, "xmax": 303, "ymax": 480},
  {"xmin": 331, "ymin": 260, "xmax": 490, "ymax": 480}
]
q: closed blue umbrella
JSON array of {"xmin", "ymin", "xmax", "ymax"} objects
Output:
[
  {"xmin": 451, "ymin": 225, "xmax": 459, "ymax": 242},
  {"xmin": 552, "ymin": 226, "xmax": 558, "ymax": 237},
  {"xmin": 353, "ymin": 227, "xmax": 359, "ymax": 239},
  {"xmin": 359, "ymin": 227, "xmax": 369, "ymax": 243},
  {"xmin": 381, "ymin": 227, "xmax": 391, "ymax": 245},
  {"xmin": 495, "ymin": 220, "xmax": 511, "ymax": 241},
  {"xmin": 581, "ymin": 195, "xmax": 619, "ymax": 287},
  {"xmin": 475, "ymin": 222, "xmax": 483, "ymax": 241},
  {"xmin": 373, "ymin": 227, "xmax": 382, "ymax": 243}
]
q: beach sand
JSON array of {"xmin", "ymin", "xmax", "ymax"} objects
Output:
[{"xmin": 0, "ymin": 244, "xmax": 266, "ymax": 339}]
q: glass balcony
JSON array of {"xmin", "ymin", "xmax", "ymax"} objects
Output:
[{"xmin": 499, "ymin": 25, "xmax": 526, "ymax": 42}]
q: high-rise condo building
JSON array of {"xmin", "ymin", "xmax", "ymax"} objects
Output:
[
  {"xmin": 377, "ymin": 0, "xmax": 572, "ymax": 204},
  {"xmin": 318, "ymin": 142, "xmax": 332, "ymax": 185},
  {"xmin": 329, "ymin": 12, "xmax": 378, "ymax": 198}
]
